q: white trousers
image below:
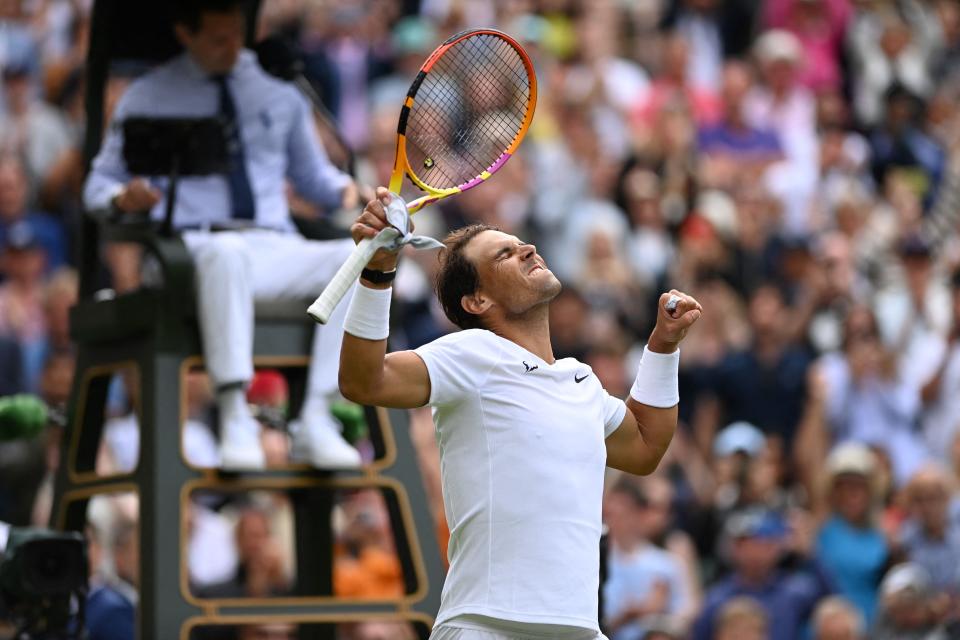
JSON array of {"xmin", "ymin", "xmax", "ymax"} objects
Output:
[{"xmin": 182, "ymin": 230, "xmax": 355, "ymax": 396}]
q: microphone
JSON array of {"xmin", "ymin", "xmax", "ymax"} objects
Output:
[{"xmin": 0, "ymin": 394, "xmax": 64, "ymax": 441}]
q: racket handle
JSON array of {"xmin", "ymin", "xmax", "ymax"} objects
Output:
[{"xmin": 307, "ymin": 237, "xmax": 381, "ymax": 324}]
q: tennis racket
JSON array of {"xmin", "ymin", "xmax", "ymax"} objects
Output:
[{"xmin": 307, "ymin": 28, "xmax": 537, "ymax": 324}]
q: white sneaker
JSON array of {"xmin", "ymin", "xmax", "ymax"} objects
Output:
[
  {"xmin": 289, "ymin": 414, "xmax": 362, "ymax": 469},
  {"xmin": 219, "ymin": 416, "xmax": 266, "ymax": 471}
]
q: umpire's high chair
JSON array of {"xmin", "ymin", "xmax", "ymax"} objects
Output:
[{"xmin": 50, "ymin": 1, "xmax": 445, "ymax": 638}]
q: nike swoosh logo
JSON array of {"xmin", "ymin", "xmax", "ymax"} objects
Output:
[{"xmin": 575, "ymin": 374, "xmax": 589, "ymax": 383}]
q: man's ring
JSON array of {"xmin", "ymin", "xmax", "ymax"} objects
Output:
[{"xmin": 666, "ymin": 295, "xmax": 681, "ymax": 313}]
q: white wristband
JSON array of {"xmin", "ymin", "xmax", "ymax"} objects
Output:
[
  {"xmin": 630, "ymin": 345, "xmax": 680, "ymax": 408},
  {"xmin": 343, "ymin": 284, "xmax": 391, "ymax": 340}
]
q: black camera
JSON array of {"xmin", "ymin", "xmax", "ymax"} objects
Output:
[{"xmin": 0, "ymin": 528, "xmax": 88, "ymax": 640}]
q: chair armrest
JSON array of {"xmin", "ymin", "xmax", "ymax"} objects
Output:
[{"xmin": 78, "ymin": 207, "xmax": 196, "ymax": 314}]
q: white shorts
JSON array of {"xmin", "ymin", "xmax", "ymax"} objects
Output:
[{"xmin": 430, "ymin": 618, "xmax": 608, "ymax": 640}]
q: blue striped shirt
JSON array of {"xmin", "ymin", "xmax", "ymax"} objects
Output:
[{"xmin": 84, "ymin": 50, "xmax": 350, "ymax": 232}]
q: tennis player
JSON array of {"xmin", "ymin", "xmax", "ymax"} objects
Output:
[{"xmin": 339, "ymin": 188, "xmax": 702, "ymax": 640}]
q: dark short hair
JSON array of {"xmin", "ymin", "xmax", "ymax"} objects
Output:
[
  {"xmin": 436, "ymin": 224, "xmax": 499, "ymax": 330},
  {"xmin": 173, "ymin": 0, "xmax": 246, "ymax": 32}
]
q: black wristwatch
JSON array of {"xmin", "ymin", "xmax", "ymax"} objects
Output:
[{"xmin": 360, "ymin": 267, "xmax": 397, "ymax": 284}]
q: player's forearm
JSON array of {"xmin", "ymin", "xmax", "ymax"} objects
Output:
[
  {"xmin": 338, "ymin": 281, "xmax": 393, "ymax": 405},
  {"xmin": 339, "ymin": 332, "xmax": 389, "ymax": 405},
  {"xmin": 625, "ymin": 398, "xmax": 678, "ymax": 474},
  {"xmin": 337, "ymin": 282, "xmax": 430, "ymax": 408}
]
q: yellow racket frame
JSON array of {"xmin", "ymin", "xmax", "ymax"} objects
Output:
[{"xmin": 388, "ymin": 28, "xmax": 538, "ymax": 214}]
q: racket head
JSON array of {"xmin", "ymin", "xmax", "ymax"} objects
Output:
[{"xmin": 389, "ymin": 29, "xmax": 537, "ymax": 212}]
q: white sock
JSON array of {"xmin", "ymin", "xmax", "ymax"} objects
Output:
[
  {"xmin": 218, "ymin": 387, "xmax": 256, "ymax": 440},
  {"xmin": 298, "ymin": 393, "xmax": 336, "ymax": 430}
]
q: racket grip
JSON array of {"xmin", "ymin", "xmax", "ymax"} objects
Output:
[{"xmin": 307, "ymin": 237, "xmax": 381, "ymax": 324}]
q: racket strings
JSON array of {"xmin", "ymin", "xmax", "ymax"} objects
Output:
[{"xmin": 405, "ymin": 33, "xmax": 533, "ymax": 190}]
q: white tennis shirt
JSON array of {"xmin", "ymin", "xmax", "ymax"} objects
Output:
[{"xmin": 414, "ymin": 329, "xmax": 627, "ymax": 631}]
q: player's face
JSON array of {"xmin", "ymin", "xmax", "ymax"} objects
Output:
[
  {"xmin": 176, "ymin": 10, "xmax": 245, "ymax": 76},
  {"xmin": 465, "ymin": 230, "xmax": 561, "ymax": 314}
]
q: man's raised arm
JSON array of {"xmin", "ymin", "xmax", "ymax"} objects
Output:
[
  {"xmin": 337, "ymin": 188, "xmax": 432, "ymax": 409},
  {"xmin": 605, "ymin": 290, "xmax": 702, "ymax": 475}
]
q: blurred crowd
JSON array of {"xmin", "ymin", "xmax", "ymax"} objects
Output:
[{"xmin": 1, "ymin": 0, "xmax": 960, "ymax": 638}]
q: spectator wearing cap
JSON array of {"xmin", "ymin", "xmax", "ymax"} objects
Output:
[
  {"xmin": 603, "ymin": 478, "xmax": 696, "ymax": 639},
  {"xmin": 0, "ymin": 219, "xmax": 50, "ymax": 392},
  {"xmin": 814, "ymin": 443, "xmax": 889, "ymax": 625},
  {"xmin": 812, "ymin": 596, "xmax": 866, "ymax": 640},
  {"xmin": 746, "ymin": 31, "xmax": 816, "ymax": 154},
  {"xmin": 869, "ymin": 85, "xmax": 945, "ymax": 210},
  {"xmin": 0, "ymin": 155, "xmax": 68, "ymax": 273},
  {"xmin": 920, "ymin": 270, "xmax": 960, "ymax": 464},
  {"xmin": 874, "ymin": 233, "xmax": 952, "ymax": 389},
  {"xmin": 873, "ymin": 562, "xmax": 952, "ymax": 640},
  {"xmin": 692, "ymin": 507, "xmax": 833, "ymax": 640},
  {"xmin": 897, "ymin": 465, "xmax": 960, "ymax": 595},
  {"xmin": 710, "ymin": 421, "xmax": 779, "ymax": 521},
  {"xmin": 745, "ymin": 30, "xmax": 820, "ymax": 238}
]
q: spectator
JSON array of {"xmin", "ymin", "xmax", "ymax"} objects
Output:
[
  {"xmin": 812, "ymin": 596, "xmax": 867, "ymax": 640},
  {"xmin": 631, "ymin": 32, "xmax": 721, "ymax": 132},
  {"xmin": 702, "ymin": 284, "xmax": 812, "ymax": 453},
  {"xmin": 0, "ymin": 155, "xmax": 67, "ymax": 272},
  {"xmin": 40, "ymin": 268, "xmax": 76, "ymax": 360},
  {"xmin": 333, "ymin": 489, "xmax": 404, "ymax": 599},
  {"xmin": 712, "ymin": 596, "xmax": 768, "ymax": 640},
  {"xmin": 849, "ymin": 11, "xmax": 934, "ymax": 128},
  {"xmin": 197, "ymin": 505, "xmax": 290, "ymax": 599},
  {"xmin": 0, "ymin": 59, "xmax": 73, "ymax": 194},
  {"xmin": 97, "ymin": 369, "xmax": 220, "ymax": 474},
  {"xmin": 746, "ymin": 30, "xmax": 819, "ymax": 237},
  {"xmin": 692, "ymin": 508, "xmax": 832, "ymax": 640},
  {"xmin": 815, "ymin": 443, "xmax": 889, "ymax": 624},
  {"xmin": 85, "ymin": 516, "xmax": 138, "ymax": 640},
  {"xmin": 659, "ymin": 0, "xmax": 758, "ymax": 92},
  {"xmin": 709, "ymin": 422, "xmax": 792, "ymax": 525},
  {"xmin": 869, "ymin": 85, "xmax": 945, "ymax": 210},
  {"xmin": 698, "ymin": 62, "xmax": 784, "ymax": 192},
  {"xmin": 746, "ymin": 31, "xmax": 817, "ymax": 154},
  {"xmin": 919, "ymin": 269, "xmax": 960, "ymax": 462},
  {"xmin": 83, "ymin": 0, "xmax": 362, "ymax": 471},
  {"xmin": 897, "ymin": 465, "xmax": 960, "ymax": 595},
  {"xmin": 874, "ymin": 234, "xmax": 952, "ymax": 389},
  {"xmin": 603, "ymin": 478, "xmax": 694, "ymax": 639},
  {"xmin": 815, "ymin": 305, "xmax": 927, "ymax": 484},
  {"xmin": 0, "ymin": 220, "xmax": 50, "ymax": 392},
  {"xmin": 873, "ymin": 562, "xmax": 952, "ymax": 640},
  {"xmin": 763, "ymin": 0, "xmax": 851, "ymax": 94}
]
